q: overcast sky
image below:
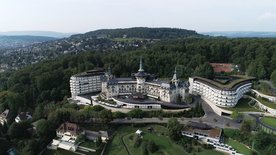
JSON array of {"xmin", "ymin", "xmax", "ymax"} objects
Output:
[{"xmin": 1, "ymin": 0, "xmax": 276, "ymax": 33}]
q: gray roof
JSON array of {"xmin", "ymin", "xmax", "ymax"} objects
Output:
[
  {"xmin": 85, "ymin": 130, "xmax": 109, "ymax": 140},
  {"xmin": 73, "ymin": 69, "xmax": 105, "ymax": 77},
  {"xmin": 107, "ymin": 78, "xmax": 136, "ymax": 84},
  {"xmin": 135, "ymin": 71, "xmax": 147, "ymax": 77}
]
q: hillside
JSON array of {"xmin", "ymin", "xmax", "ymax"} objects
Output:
[
  {"xmin": 77, "ymin": 27, "xmax": 202, "ymax": 39},
  {"xmin": 0, "ymin": 35, "xmax": 57, "ymax": 49},
  {"xmin": 0, "ymin": 27, "xmax": 202, "ymax": 71},
  {"xmin": 0, "ymin": 31, "xmax": 73, "ymax": 38},
  {"xmin": 202, "ymin": 31, "xmax": 276, "ymax": 38}
]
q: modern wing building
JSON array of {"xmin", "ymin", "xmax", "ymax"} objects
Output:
[{"xmin": 189, "ymin": 76, "xmax": 254, "ymax": 107}]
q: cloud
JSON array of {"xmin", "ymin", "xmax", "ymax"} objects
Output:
[{"xmin": 257, "ymin": 12, "xmax": 276, "ymax": 21}]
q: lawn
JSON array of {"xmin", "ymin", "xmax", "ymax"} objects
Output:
[
  {"xmin": 261, "ymin": 117, "xmax": 276, "ymax": 128},
  {"xmin": 79, "ymin": 141, "xmax": 101, "ymax": 150},
  {"xmin": 257, "ymin": 97, "xmax": 276, "ymax": 109},
  {"xmin": 225, "ymin": 138, "xmax": 252, "ymax": 155},
  {"xmin": 123, "ymin": 125, "xmax": 186, "ymax": 155},
  {"xmin": 222, "ymin": 98, "xmax": 261, "ymax": 112},
  {"xmin": 104, "ymin": 124, "xmax": 224, "ymax": 155}
]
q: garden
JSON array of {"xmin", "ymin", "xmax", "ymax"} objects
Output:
[{"xmin": 104, "ymin": 124, "xmax": 224, "ymax": 155}]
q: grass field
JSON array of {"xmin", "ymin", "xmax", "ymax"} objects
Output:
[
  {"xmin": 222, "ymin": 98, "xmax": 260, "ymax": 112},
  {"xmin": 225, "ymin": 139, "xmax": 252, "ymax": 155},
  {"xmin": 257, "ymin": 97, "xmax": 276, "ymax": 109},
  {"xmin": 104, "ymin": 124, "xmax": 224, "ymax": 155},
  {"xmin": 261, "ymin": 117, "xmax": 276, "ymax": 128}
]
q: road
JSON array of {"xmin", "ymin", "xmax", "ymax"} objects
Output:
[{"xmin": 111, "ymin": 98, "xmax": 241, "ymax": 129}]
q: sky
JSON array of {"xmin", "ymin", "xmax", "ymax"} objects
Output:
[{"xmin": 1, "ymin": 0, "xmax": 276, "ymax": 33}]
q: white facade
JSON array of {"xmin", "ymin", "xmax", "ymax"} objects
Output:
[
  {"xmin": 181, "ymin": 130, "xmax": 221, "ymax": 143},
  {"xmin": 15, "ymin": 112, "xmax": 32, "ymax": 123},
  {"xmin": 189, "ymin": 77, "xmax": 252, "ymax": 107},
  {"xmin": 70, "ymin": 69, "xmax": 105, "ymax": 98},
  {"xmin": 0, "ymin": 109, "xmax": 9, "ymax": 125}
]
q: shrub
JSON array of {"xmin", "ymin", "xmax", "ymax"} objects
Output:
[
  {"xmin": 133, "ymin": 136, "xmax": 142, "ymax": 148},
  {"xmin": 147, "ymin": 140, "xmax": 159, "ymax": 153}
]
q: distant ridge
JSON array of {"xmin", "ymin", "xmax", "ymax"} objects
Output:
[
  {"xmin": 73, "ymin": 27, "xmax": 203, "ymax": 39},
  {"xmin": 0, "ymin": 35, "xmax": 57, "ymax": 49},
  {"xmin": 0, "ymin": 31, "xmax": 74, "ymax": 38},
  {"xmin": 202, "ymin": 31, "xmax": 276, "ymax": 38}
]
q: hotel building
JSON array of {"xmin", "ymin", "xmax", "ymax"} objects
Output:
[
  {"xmin": 70, "ymin": 69, "xmax": 105, "ymax": 98},
  {"xmin": 101, "ymin": 57, "xmax": 188, "ymax": 103},
  {"xmin": 189, "ymin": 76, "xmax": 253, "ymax": 107}
]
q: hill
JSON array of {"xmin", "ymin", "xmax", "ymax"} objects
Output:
[
  {"xmin": 0, "ymin": 35, "xmax": 57, "ymax": 49},
  {"xmin": 78, "ymin": 27, "xmax": 202, "ymax": 39},
  {"xmin": 202, "ymin": 31, "xmax": 276, "ymax": 38},
  {"xmin": 0, "ymin": 31, "xmax": 74, "ymax": 38},
  {"xmin": 0, "ymin": 27, "xmax": 202, "ymax": 71}
]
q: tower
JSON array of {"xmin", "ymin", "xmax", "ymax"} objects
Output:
[
  {"xmin": 135, "ymin": 56, "xmax": 147, "ymax": 93},
  {"xmin": 171, "ymin": 67, "xmax": 179, "ymax": 88},
  {"xmin": 105, "ymin": 64, "xmax": 113, "ymax": 80}
]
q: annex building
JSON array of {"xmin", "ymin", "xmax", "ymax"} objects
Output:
[
  {"xmin": 70, "ymin": 69, "xmax": 105, "ymax": 98},
  {"xmin": 189, "ymin": 76, "xmax": 254, "ymax": 108}
]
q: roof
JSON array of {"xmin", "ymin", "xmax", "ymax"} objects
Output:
[
  {"xmin": 61, "ymin": 135, "xmax": 72, "ymax": 141},
  {"xmin": 136, "ymin": 129, "xmax": 142, "ymax": 134},
  {"xmin": 57, "ymin": 122, "xmax": 83, "ymax": 136},
  {"xmin": 85, "ymin": 130, "xmax": 109, "ymax": 140},
  {"xmin": 210, "ymin": 63, "xmax": 233, "ymax": 73},
  {"xmin": 16, "ymin": 112, "xmax": 32, "ymax": 121},
  {"xmin": 0, "ymin": 109, "xmax": 9, "ymax": 119},
  {"xmin": 58, "ymin": 141, "xmax": 76, "ymax": 150},
  {"xmin": 107, "ymin": 78, "xmax": 136, "ymax": 84},
  {"xmin": 184, "ymin": 127, "xmax": 222, "ymax": 139},
  {"xmin": 72, "ymin": 68, "xmax": 105, "ymax": 77},
  {"xmin": 191, "ymin": 75, "xmax": 255, "ymax": 90},
  {"xmin": 135, "ymin": 71, "xmax": 147, "ymax": 77},
  {"xmin": 52, "ymin": 139, "xmax": 60, "ymax": 146}
]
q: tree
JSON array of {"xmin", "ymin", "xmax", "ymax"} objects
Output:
[
  {"xmin": 271, "ymin": 70, "xmax": 276, "ymax": 87},
  {"xmin": 33, "ymin": 104, "xmax": 44, "ymax": 121},
  {"xmin": 254, "ymin": 132, "xmax": 274, "ymax": 153},
  {"xmin": 128, "ymin": 109, "xmax": 144, "ymax": 118},
  {"xmin": 231, "ymin": 110, "xmax": 242, "ymax": 122},
  {"xmin": 247, "ymin": 62, "xmax": 257, "ymax": 77},
  {"xmin": 112, "ymin": 111, "xmax": 127, "ymax": 118},
  {"xmin": 36, "ymin": 119, "xmax": 50, "ymax": 137},
  {"xmin": 193, "ymin": 62, "xmax": 214, "ymax": 79},
  {"xmin": 167, "ymin": 118, "xmax": 182, "ymax": 141},
  {"xmin": 8, "ymin": 121, "xmax": 31, "ymax": 139},
  {"xmin": 0, "ymin": 138, "xmax": 10, "ymax": 155},
  {"xmin": 99, "ymin": 109, "xmax": 113, "ymax": 123},
  {"xmin": 240, "ymin": 120, "xmax": 251, "ymax": 134},
  {"xmin": 91, "ymin": 105, "xmax": 105, "ymax": 112}
]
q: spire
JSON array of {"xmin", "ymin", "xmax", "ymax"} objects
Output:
[
  {"xmin": 108, "ymin": 64, "xmax": 111, "ymax": 75},
  {"xmin": 172, "ymin": 66, "xmax": 177, "ymax": 80},
  {"xmin": 138, "ymin": 56, "xmax": 144, "ymax": 72},
  {"xmin": 172, "ymin": 66, "xmax": 179, "ymax": 87}
]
